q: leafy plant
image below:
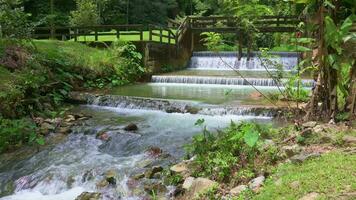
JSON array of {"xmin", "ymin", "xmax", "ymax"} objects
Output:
[
  {"xmin": 0, "ymin": 117, "xmax": 43, "ymax": 152},
  {"xmin": 186, "ymin": 121, "xmax": 274, "ymax": 182}
]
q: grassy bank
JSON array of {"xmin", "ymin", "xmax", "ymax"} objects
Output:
[
  {"xmin": 255, "ymin": 152, "xmax": 356, "ymax": 199},
  {"xmin": 0, "ymin": 39, "xmax": 145, "ymax": 152}
]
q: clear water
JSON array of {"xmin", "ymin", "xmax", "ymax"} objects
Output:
[
  {"xmin": 0, "ymin": 51, "xmax": 305, "ymax": 200},
  {"xmin": 110, "ymin": 83, "xmax": 281, "ymax": 105},
  {"xmin": 0, "ymin": 106, "xmax": 271, "ymax": 200}
]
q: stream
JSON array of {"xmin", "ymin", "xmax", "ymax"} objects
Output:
[{"xmin": 0, "ymin": 51, "xmax": 310, "ymax": 200}]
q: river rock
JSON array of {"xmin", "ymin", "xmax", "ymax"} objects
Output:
[
  {"xmin": 132, "ymin": 172, "xmax": 145, "ymax": 180},
  {"xmin": 40, "ymin": 122, "xmax": 56, "ymax": 135},
  {"xmin": 230, "ymin": 185, "xmax": 248, "ymax": 196},
  {"xmin": 343, "ymin": 135, "xmax": 356, "ymax": 146},
  {"xmin": 170, "ymin": 162, "xmax": 190, "ymax": 176},
  {"xmin": 313, "ymin": 125, "xmax": 325, "ymax": 134},
  {"xmin": 143, "ymin": 180, "xmax": 167, "ymax": 194},
  {"xmin": 183, "ymin": 178, "xmax": 218, "ymax": 198},
  {"xmin": 302, "ymin": 121, "xmax": 317, "ymax": 129},
  {"xmin": 299, "ymin": 192, "xmax": 320, "ymax": 200},
  {"xmin": 124, "ymin": 123, "xmax": 138, "ymax": 131},
  {"xmin": 146, "ymin": 146, "xmax": 163, "ymax": 157},
  {"xmin": 290, "ymin": 152, "xmax": 321, "ymax": 163},
  {"xmin": 96, "ymin": 179, "xmax": 109, "ymax": 188},
  {"xmin": 75, "ymin": 192, "xmax": 102, "ymax": 200},
  {"xmin": 281, "ymin": 145, "xmax": 302, "ymax": 158},
  {"xmin": 182, "ymin": 177, "xmax": 195, "ymax": 190},
  {"xmin": 145, "ymin": 166, "xmax": 163, "ymax": 178},
  {"xmin": 65, "ymin": 115, "xmax": 76, "ymax": 123},
  {"xmin": 248, "ymin": 176, "xmax": 265, "ymax": 191},
  {"xmin": 105, "ymin": 169, "xmax": 117, "ymax": 185},
  {"xmin": 58, "ymin": 126, "xmax": 72, "ymax": 134},
  {"xmin": 96, "ymin": 131, "xmax": 110, "ymax": 141}
]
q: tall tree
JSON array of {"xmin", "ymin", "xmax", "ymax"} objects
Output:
[{"xmin": 70, "ymin": 0, "xmax": 99, "ymax": 26}]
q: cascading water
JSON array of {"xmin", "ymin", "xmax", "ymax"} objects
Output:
[
  {"xmin": 188, "ymin": 51, "xmax": 300, "ymax": 71},
  {"xmin": 0, "ymin": 51, "xmax": 306, "ymax": 200},
  {"xmin": 152, "ymin": 51, "xmax": 314, "ymax": 87},
  {"xmin": 151, "ymin": 76, "xmax": 314, "ymax": 87}
]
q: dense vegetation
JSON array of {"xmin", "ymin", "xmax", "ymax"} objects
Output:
[{"xmin": 0, "ymin": 39, "xmax": 144, "ymax": 152}]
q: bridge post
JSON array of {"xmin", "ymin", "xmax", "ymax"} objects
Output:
[
  {"xmin": 149, "ymin": 25, "xmax": 153, "ymax": 41},
  {"xmin": 191, "ymin": 32, "xmax": 194, "ymax": 52},
  {"xmin": 94, "ymin": 27, "xmax": 98, "ymax": 41}
]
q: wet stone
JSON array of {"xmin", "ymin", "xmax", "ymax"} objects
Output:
[
  {"xmin": 124, "ymin": 123, "xmax": 138, "ymax": 131},
  {"xmin": 75, "ymin": 192, "xmax": 102, "ymax": 200}
]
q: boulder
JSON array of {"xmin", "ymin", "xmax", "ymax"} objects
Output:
[
  {"xmin": 143, "ymin": 181, "xmax": 167, "ymax": 194},
  {"xmin": 146, "ymin": 147, "xmax": 162, "ymax": 157},
  {"xmin": 343, "ymin": 135, "xmax": 356, "ymax": 146},
  {"xmin": 96, "ymin": 132, "xmax": 110, "ymax": 141},
  {"xmin": 182, "ymin": 177, "xmax": 195, "ymax": 190},
  {"xmin": 302, "ymin": 121, "xmax": 317, "ymax": 129},
  {"xmin": 312, "ymin": 125, "xmax": 325, "ymax": 134},
  {"xmin": 40, "ymin": 122, "xmax": 56, "ymax": 135},
  {"xmin": 184, "ymin": 178, "xmax": 218, "ymax": 198},
  {"xmin": 230, "ymin": 185, "xmax": 248, "ymax": 196},
  {"xmin": 290, "ymin": 152, "xmax": 321, "ymax": 163},
  {"xmin": 248, "ymin": 176, "xmax": 265, "ymax": 191},
  {"xmin": 170, "ymin": 162, "xmax": 190, "ymax": 176},
  {"xmin": 75, "ymin": 192, "xmax": 101, "ymax": 200},
  {"xmin": 96, "ymin": 180, "xmax": 109, "ymax": 188},
  {"xmin": 124, "ymin": 123, "xmax": 138, "ymax": 131},
  {"xmin": 145, "ymin": 166, "xmax": 163, "ymax": 179},
  {"xmin": 58, "ymin": 127, "xmax": 72, "ymax": 135},
  {"xmin": 281, "ymin": 145, "xmax": 302, "ymax": 158},
  {"xmin": 105, "ymin": 169, "xmax": 117, "ymax": 185},
  {"xmin": 65, "ymin": 115, "xmax": 76, "ymax": 123},
  {"xmin": 132, "ymin": 173, "xmax": 145, "ymax": 180},
  {"xmin": 299, "ymin": 192, "xmax": 320, "ymax": 200}
]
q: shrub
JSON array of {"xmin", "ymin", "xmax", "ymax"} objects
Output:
[
  {"xmin": 0, "ymin": 117, "xmax": 43, "ymax": 152},
  {"xmin": 186, "ymin": 121, "xmax": 276, "ymax": 182}
]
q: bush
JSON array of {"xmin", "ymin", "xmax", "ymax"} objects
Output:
[
  {"xmin": 0, "ymin": 117, "xmax": 43, "ymax": 152},
  {"xmin": 185, "ymin": 121, "xmax": 276, "ymax": 182}
]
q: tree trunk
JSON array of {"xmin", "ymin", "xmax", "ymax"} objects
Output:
[{"xmin": 346, "ymin": 62, "xmax": 356, "ymax": 119}]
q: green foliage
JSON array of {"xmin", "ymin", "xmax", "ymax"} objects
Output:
[
  {"xmin": 0, "ymin": 117, "xmax": 43, "ymax": 152},
  {"xmin": 0, "ymin": 40, "xmax": 145, "ymax": 118},
  {"xmin": 70, "ymin": 0, "xmax": 99, "ymax": 26},
  {"xmin": 186, "ymin": 121, "xmax": 275, "ymax": 182},
  {"xmin": 284, "ymin": 75, "xmax": 310, "ymax": 102},
  {"xmin": 0, "ymin": 0, "xmax": 33, "ymax": 39}
]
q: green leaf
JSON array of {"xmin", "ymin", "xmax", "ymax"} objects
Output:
[
  {"xmin": 36, "ymin": 137, "xmax": 45, "ymax": 145},
  {"xmin": 195, "ymin": 118, "xmax": 205, "ymax": 126},
  {"xmin": 340, "ymin": 16, "xmax": 353, "ymax": 36},
  {"xmin": 243, "ymin": 129, "xmax": 259, "ymax": 147}
]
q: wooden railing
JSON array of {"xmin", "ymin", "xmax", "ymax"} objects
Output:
[
  {"xmin": 33, "ymin": 24, "xmax": 176, "ymax": 44},
  {"xmin": 33, "ymin": 15, "xmax": 301, "ymax": 49}
]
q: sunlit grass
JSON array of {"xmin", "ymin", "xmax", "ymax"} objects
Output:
[{"xmin": 254, "ymin": 152, "xmax": 356, "ymax": 200}]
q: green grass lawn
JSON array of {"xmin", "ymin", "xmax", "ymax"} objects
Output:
[
  {"xmin": 71, "ymin": 30, "xmax": 177, "ymax": 44},
  {"xmin": 254, "ymin": 152, "xmax": 356, "ymax": 200}
]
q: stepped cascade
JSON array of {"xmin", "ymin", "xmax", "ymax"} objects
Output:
[{"xmin": 151, "ymin": 51, "xmax": 314, "ymax": 87}]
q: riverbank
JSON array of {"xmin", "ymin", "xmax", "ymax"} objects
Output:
[
  {"xmin": 0, "ymin": 39, "xmax": 145, "ymax": 153},
  {"xmin": 161, "ymin": 121, "xmax": 356, "ymax": 200}
]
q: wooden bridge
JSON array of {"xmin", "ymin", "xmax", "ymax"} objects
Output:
[
  {"xmin": 33, "ymin": 16, "xmax": 302, "ymax": 72},
  {"xmin": 33, "ymin": 15, "xmax": 301, "ymax": 45}
]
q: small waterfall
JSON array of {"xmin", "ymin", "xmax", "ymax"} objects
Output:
[
  {"xmin": 152, "ymin": 75, "xmax": 315, "ymax": 87},
  {"xmin": 69, "ymin": 92, "xmax": 275, "ymax": 117},
  {"xmin": 188, "ymin": 51, "xmax": 300, "ymax": 71}
]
